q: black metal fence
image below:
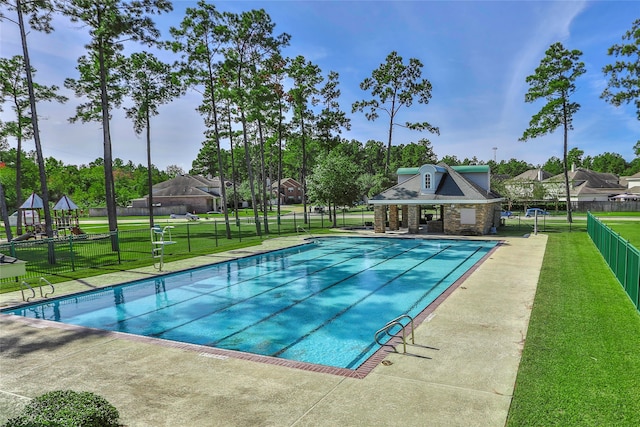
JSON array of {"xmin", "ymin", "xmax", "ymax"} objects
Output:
[{"xmin": 0, "ymin": 212, "xmax": 371, "ymax": 286}]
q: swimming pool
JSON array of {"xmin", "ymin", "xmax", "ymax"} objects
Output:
[{"xmin": 3, "ymin": 237, "xmax": 498, "ymax": 370}]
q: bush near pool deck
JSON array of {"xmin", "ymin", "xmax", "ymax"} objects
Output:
[{"xmin": 3, "ymin": 390, "xmax": 120, "ymax": 427}]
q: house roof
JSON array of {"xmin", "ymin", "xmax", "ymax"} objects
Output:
[
  {"xmin": 150, "ymin": 175, "xmax": 221, "ymax": 198},
  {"xmin": 544, "ymin": 167, "xmax": 625, "ymax": 195},
  {"xmin": 511, "ymin": 169, "xmax": 552, "ymax": 181},
  {"xmin": 271, "ymin": 178, "xmax": 302, "ymax": 188},
  {"xmin": 620, "ymin": 171, "xmax": 640, "ymax": 187},
  {"xmin": 372, "ymin": 163, "xmax": 502, "ymax": 205}
]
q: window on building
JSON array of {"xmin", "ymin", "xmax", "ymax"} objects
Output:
[{"xmin": 424, "ymin": 173, "xmax": 431, "ymax": 189}]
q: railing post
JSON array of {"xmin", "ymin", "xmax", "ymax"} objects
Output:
[
  {"xmin": 69, "ymin": 235, "xmax": 76, "ymax": 271},
  {"xmin": 238, "ymin": 219, "xmax": 242, "ymax": 243},
  {"xmin": 187, "ymin": 223, "xmax": 191, "ymax": 252},
  {"xmin": 214, "ymin": 220, "xmax": 218, "ymax": 247},
  {"xmin": 116, "ymin": 231, "xmax": 121, "ymax": 264}
]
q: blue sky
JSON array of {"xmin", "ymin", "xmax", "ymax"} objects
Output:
[{"xmin": 1, "ymin": 0, "xmax": 638, "ymax": 172}]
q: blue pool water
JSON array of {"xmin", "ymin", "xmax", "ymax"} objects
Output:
[{"xmin": 3, "ymin": 237, "xmax": 497, "ymax": 369}]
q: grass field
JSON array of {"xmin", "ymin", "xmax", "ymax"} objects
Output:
[
  {"xmin": 601, "ymin": 221, "xmax": 640, "ymax": 248},
  {"xmin": 506, "ymin": 231, "xmax": 640, "ymax": 426}
]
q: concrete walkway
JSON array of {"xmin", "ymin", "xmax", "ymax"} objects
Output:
[{"xmin": 0, "ymin": 233, "xmax": 547, "ymax": 426}]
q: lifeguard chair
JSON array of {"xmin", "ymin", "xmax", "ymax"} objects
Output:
[{"xmin": 150, "ymin": 225, "xmax": 176, "ymax": 271}]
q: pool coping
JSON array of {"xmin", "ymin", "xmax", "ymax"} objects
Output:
[{"xmin": 0, "ymin": 236, "xmax": 503, "ymax": 379}]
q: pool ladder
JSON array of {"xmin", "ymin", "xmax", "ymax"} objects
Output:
[
  {"xmin": 20, "ymin": 277, "xmax": 55, "ymax": 302},
  {"xmin": 296, "ymin": 226, "xmax": 317, "ymax": 242},
  {"xmin": 375, "ymin": 314, "xmax": 415, "ymax": 354}
]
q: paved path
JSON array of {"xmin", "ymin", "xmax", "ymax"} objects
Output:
[{"xmin": 0, "ymin": 233, "xmax": 547, "ymax": 426}]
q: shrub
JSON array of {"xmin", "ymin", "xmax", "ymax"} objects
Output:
[{"xmin": 4, "ymin": 390, "xmax": 120, "ymax": 427}]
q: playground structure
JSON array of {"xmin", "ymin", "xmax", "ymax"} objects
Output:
[
  {"xmin": 14, "ymin": 193, "xmax": 45, "ymax": 240},
  {"xmin": 11, "ymin": 193, "xmax": 84, "ymax": 241},
  {"xmin": 53, "ymin": 194, "xmax": 83, "ymax": 236}
]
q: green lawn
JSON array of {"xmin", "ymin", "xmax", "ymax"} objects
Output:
[
  {"xmin": 506, "ymin": 231, "xmax": 640, "ymax": 426},
  {"xmin": 601, "ymin": 221, "xmax": 640, "ymax": 248}
]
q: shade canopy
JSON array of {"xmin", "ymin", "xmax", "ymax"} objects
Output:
[
  {"xmin": 19, "ymin": 193, "xmax": 44, "ymax": 209},
  {"xmin": 53, "ymin": 194, "xmax": 79, "ymax": 210}
]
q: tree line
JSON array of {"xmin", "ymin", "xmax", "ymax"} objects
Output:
[
  {"xmin": 0, "ymin": 139, "xmax": 637, "ymax": 213},
  {"xmin": 0, "ymin": 1, "xmax": 638, "ymax": 241}
]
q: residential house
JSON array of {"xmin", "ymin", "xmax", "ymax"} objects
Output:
[
  {"xmin": 543, "ymin": 166, "xmax": 626, "ymax": 206},
  {"xmin": 503, "ymin": 168, "xmax": 552, "ymax": 201},
  {"xmin": 131, "ymin": 175, "xmax": 232, "ymax": 213},
  {"xmin": 620, "ymin": 171, "xmax": 640, "ymax": 194},
  {"xmin": 271, "ymin": 178, "xmax": 304, "ymax": 204}
]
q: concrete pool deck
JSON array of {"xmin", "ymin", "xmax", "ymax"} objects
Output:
[{"xmin": 0, "ymin": 233, "xmax": 547, "ymax": 426}]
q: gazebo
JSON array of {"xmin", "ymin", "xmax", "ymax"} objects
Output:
[
  {"xmin": 53, "ymin": 195, "xmax": 82, "ymax": 236},
  {"xmin": 19, "ymin": 193, "xmax": 44, "ymax": 235}
]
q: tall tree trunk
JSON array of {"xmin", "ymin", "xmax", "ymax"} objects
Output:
[
  {"xmin": 332, "ymin": 202, "xmax": 337, "ymax": 228},
  {"xmin": 15, "ymin": 129, "xmax": 23, "ymax": 236},
  {"xmin": 276, "ymin": 102, "xmax": 283, "ymax": 220},
  {"xmin": 562, "ymin": 96, "xmax": 573, "ymax": 223},
  {"xmin": 146, "ymin": 103, "xmax": 154, "ymax": 228},
  {"xmin": 16, "ymin": 0, "xmax": 54, "ymax": 263},
  {"xmin": 0, "ymin": 181, "xmax": 13, "ymax": 241},
  {"xmin": 209, "ymin": 89, "xmax": 231, "ymax": 239},
  {"xmin": 240, "ymin": 111, "xmax": 261, "ymax": 236},
  {"xmin": 98, "ymin": 37, "xmax": 119, "ymax": 249},
  {"xmin": 300, "ymin": 114, "xmax": 308, "ymax": 224},
  {"xmin": 385, "ymin": 93, "xmax": 397, "ymax": 175},
  {"xmin": 257, "ymin": 119, "xmax": 269, "ymax": 234},
  {"xmin": 227, "ymin": 106, "xmax": 239, "ymax": 225}
]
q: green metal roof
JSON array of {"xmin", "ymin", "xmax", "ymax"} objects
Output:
[
  {"xmin": 451, "ymin": 165, "xmax": 490, "ymax": 173},
  {"xmin": 396, "ymin": 167, "xmax": 420, "ymax": 175},
  {"xmin": 397, "ymin": 165, "xmax": 490, "ymax": 175}
]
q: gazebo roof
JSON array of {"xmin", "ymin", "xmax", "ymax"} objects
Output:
[
  {"xmin": 20, "ymin": 193, "xmax": 44, "ymax": 209},
  {"xmin": 53, "ymin": 195, "xmax": 79, "ymax": 210}
]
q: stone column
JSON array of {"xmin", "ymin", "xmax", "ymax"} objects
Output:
[
  {"xmin": 374, "ymin": 205, "xmax": 386, "ymax": 233},
  {"xmin": 401, "ymin": 205, "xmax": 408, "ymax": 228},
  {"xmin": 388, "ymin": 204, "xmax": 399, "ymax": 231},
  {"xmin": 408, "ymin": 205, "xmax": 420, "ymax": 234}
]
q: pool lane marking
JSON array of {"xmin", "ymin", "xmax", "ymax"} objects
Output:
[
  {"xmin": 343, "ymin": 245, "xmax": 487, "ymax": 369},
  {"xmin": 208, "ymin": 242, "xmax": 450, "ymax": 347},
  {"xmin": 43, "ymin": 240, "xmax": 396, "ymax": 329},
  {"xmin": 114, "ymin": 241, "xmax": 401, "ymax": 335},
  {"xmin": 6, "ymin": 241, "xmax": 376, "ymax": 325},
  {"xmin": 148, "ymin": 241, "xmax": 403, "ymax": 337},
  {"xmin": 269, "ymin": 244, "xmax": 472, "ymax": 362}
]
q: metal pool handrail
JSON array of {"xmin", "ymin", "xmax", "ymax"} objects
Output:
[
  {"xmin": 374, "ymin": 314, "xmax": 415, "ymax": 354},
  {"xmin": 39, "ymin": 277, "xmax": 55, "ymax": 298},
  {"xmin": 20, "ymin": 281, "xmax": 36, "ymax": 302},
  {"xmin": 296, "ymin": 226, "xmax": 317, "ymax": 241}
]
